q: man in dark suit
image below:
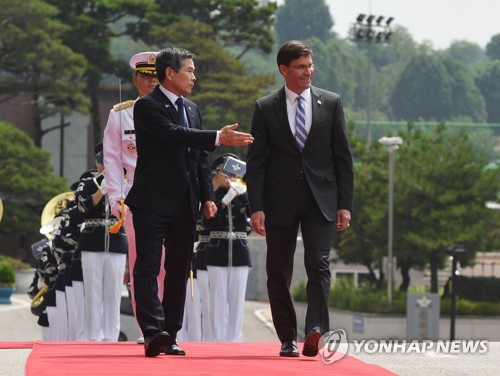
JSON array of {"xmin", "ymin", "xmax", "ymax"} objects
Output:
[
  {"xmin": 125, "ymin": 47, "xmax": 253, "ymax": 357},
  {"xmin": 246, "ymin": 40, "xmax": 354, "ymax": 358}
]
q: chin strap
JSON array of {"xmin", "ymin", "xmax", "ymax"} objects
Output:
[{"xmin": 109, "ymin": 199, "xmax": 126, "ymax": 234}]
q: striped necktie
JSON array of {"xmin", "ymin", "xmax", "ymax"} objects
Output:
[
  {"xmin": 176, "ymin": 97, "xmax": 187, "ymax": 127},
  {"xmin": 295, "ymin": 95, "xmax": 308, "ymax": 152}
]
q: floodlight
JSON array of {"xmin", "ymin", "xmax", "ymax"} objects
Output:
[
  {"xmin": 379, "ymin": 136, "xmax": 403, "ymax": 147},
  {"xmin": 366, "ymin": 15, "xmax": 375, "ymax": 24},
  {"xmin": 386, "ymin": 17, "xmax": 394, "ymax": 26},
  {"xmin": 376, "ymin": 16, "xmax": 384, "ymax": 25},
  {"xmin": 356, "ymin": 14, "xmax": 366, "ymax": 22}
]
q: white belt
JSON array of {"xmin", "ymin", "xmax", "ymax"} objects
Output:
[
  {"xmin": 82, "ymin": 218, "xmax": 119, "ymax": 229},
  {"xmin": 205, "ymin": 231, "xmax": 248, "ymax": 240}
]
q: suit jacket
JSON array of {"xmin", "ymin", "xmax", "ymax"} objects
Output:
[
  {"xmin": 125, "ymin": 85, "xmax": 217, "ymax": 220},
  {"xmin": 246, "ymin": 86, "xmax": 354, "ymax": 226}
]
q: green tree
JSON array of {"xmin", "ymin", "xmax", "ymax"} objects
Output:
[
  {"xmin": 395, "ymin": 124, "xmax": 498, "ymax": 292},
  {"xmin": 142, "ymin": 0, "xmax": 276, "ymax": 59},
  {"xmin": 275, "ymin": 0, "xmax": 333, "ymax": 46},
  {"xmin": 0, "ymin": 0, "xmax": 88, "ymax": 146},
  {"xmin": 486, "ymin": 34, "xmax": 500, "ymax": 61},
  {"xmin": 339, "ymin": 124, "xmax": 499, "ymax": 292},
  {"xmin": 390, "ymin": 54, "xmax": 486, "ymax": 122},
  {"xmin": 336, "ymin": 130, "xmax": 388, "ymax": 288},
  {"xmin": 441, "ymin": 58, "xmax": 486, "ymax": 122},
  {"xmin": 444, "ymin": 40, "xmax": 486, "ymax": 66},
  {"xmin": 475, "ymin": 61, "xmax": 500, "ymax": 123},
  {"xmin": 0, "ymin": 121, "xmax": 68, "ymax": 238},
  {"xmin": 391, "ymin": 54, "xmax": 453, "ymax": 121},
  {"xmin": 44, "ymin": 0, "xmax": 152, "ymax": 147}
]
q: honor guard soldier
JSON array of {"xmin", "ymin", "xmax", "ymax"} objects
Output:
[
  {"xmin": 29, "ymin": 239, "xmax": 55, "ymax": 340},
  {"xmin": 51, "ymin": 200, "xmax": 79, "ymax": 341},
  {"xmin": 76, "ymin": 144, "xmax": 128, "ymax": 341},
  {"xmin": 200, "ymin": 154, "xmax": 252, "ymax": 342},
  {"xmin": 103, "ymin": 51, "xmax": 165, "ymax": 344}
]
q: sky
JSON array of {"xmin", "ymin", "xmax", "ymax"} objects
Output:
[{"xmin": 282, "ymin": 0, "xmax": 500, "ymax": 50}]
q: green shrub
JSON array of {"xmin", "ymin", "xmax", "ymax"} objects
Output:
[
  {"xmin": 443, "ymin": 276, "xmax": 500, "ymax": 302},
  {"xmin": 0, "ymin": 255, "xmax": 32, "ymax": 270},
  {"xmin": 0, "ymin": 261, "xmax": 16, "ymax": 286},
  {"xmin": 291, "ymin": 277, "xmax": 500, "ymax": 316}
]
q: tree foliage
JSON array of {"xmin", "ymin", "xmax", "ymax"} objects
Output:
[
  {"xmin": 274, "ymin": 0, "xmax": 333, "ymax": 46},
  {"xmin": 44, "ymin": 0, "xmax": 152, "ymax": 147},
  {"xmin": 475, "ymin": 61, "xmax": 500, "ymax": 123},
  {"xmin": 444, "ymin": 40, "xmax": 486, "ymax": 66},
  {"xmin": 0, "ymin": 0, "xmax": 88, "ymax": 146},
  {"xmin": 391, "ymin": 54, "xmax": 486, "ymax": 122},
  {"xmin": 0, "ymin": 121, "xmax": 68, "ymax": 237},
  {"xmin": 486, "ymin": 34, "xmax": 500, "ymax": 61},
  {"xmin": 140, "ymin": 0, "xmax": 276, "ymax": 59},
  {"xmin": 338, "ymin": 124, "xmax": 499, "ymax": 292}
]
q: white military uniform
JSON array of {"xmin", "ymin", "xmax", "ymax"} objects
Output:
[{"xmin": 103, "ymin": 70, "xmax": 165, "ymax": 341}]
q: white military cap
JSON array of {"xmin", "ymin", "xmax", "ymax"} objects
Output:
[{"xmin": 129, "ymin": 51, "xmax": 157, "ymax": 75}]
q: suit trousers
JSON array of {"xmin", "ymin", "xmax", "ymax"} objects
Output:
[
  {"xmin": 266, "ymin": 179, "xmax": 333, "ymax": 342},
  {"xmin": 131, "ymin": 191, "xmax": 196, "ymax": 338},
  {"xmin": 124, "ymin": 209, "xmax": 166, "ymax": 338}
]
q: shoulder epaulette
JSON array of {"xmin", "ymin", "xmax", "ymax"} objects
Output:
[{"xmin": 113, "ymin": 100, "xmax": 135, "ymax": 111}]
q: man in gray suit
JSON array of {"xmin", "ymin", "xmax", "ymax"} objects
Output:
[{"xmin": 246, "ymin": 40, "xmax": 354, "ymax": 358}]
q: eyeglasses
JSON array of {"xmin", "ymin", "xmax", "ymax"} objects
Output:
[{"xmin": 289, "ymin": 63, "xmax": 315, "ymax": 71}]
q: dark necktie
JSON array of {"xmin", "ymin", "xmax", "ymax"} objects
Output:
[
  {"xmin": 295, "ymin": 95, "xmax": 308, "ymax": 152},
  {"xmin": 175, "ymin": 97, "xmax": 187, "ymax": 128}
]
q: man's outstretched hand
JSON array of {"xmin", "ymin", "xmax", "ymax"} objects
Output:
[{"xmin": 219, "ymin": 124, "xmax": 253, "ymax": 146}]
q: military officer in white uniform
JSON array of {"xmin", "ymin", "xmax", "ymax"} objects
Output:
[{"xmin": 103, "ymin": 51, "xmax": 165, "ymax": 344}]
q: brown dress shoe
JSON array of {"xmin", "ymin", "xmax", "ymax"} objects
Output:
[{"xmin": 302, "ymin": 329, "xmax": 322, "ymax": 357}]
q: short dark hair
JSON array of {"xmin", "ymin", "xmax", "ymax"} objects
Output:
[
  {"xmin": 155, "ymin": 47, "xmax": 195, "ymax": 82},
  {"xmin": 276, "ymin": 40, "xmax": 313, "ymax": 68}
]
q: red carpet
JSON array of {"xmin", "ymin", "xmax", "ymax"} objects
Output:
[
  {"xmin": 23, "ymin": 341, "xmax": 395, "ymax": 376},
  {"xmin": 0, "ymin": 341, "xmax": 34, "ymax": 349}
]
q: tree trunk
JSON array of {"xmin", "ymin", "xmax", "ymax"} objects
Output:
[
  {"xmin": 88, "ymin": 73, "xmax": 102, "ymax": 161},
  {"xmin": 430, "ymin": 252, "xmax": 439, "ymax": 293},
  {"xmin": 32, "ymin": 90, "xmax": 42, "ymax": 147},
  {"xmin": 399, "ymin": 260, "xmax": 411, "ymax": 291}
]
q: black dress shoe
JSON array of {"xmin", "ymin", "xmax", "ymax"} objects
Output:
[
  {"xmin": 279, "ymin": 340, "xmax": 299, "ymax": 357},
  {"xmin": 302, "ymin": 329, "xmax": 322, "ymax": 357},
  {"xmin": 165, "ymin": 341, "xmax": 186, "ymax": 356},
  {"xmin": 144, "ymin": 331, "xmax": 171, "ymax": 357}
]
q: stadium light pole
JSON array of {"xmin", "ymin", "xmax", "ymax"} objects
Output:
[
  {"xmin": 379, "ymin": 136, "xmax": 403, "ymax": 305},
  {"xmin": 351, "ymin": 14, "xmax": 394, "ymax": 145}
]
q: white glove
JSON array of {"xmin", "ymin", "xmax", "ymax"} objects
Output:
[
  {"xmin": 99, "ymin": 178, "xmax": 107, "ymax": 195},
  {"xmin": 221, "ymin": 181, "xmax": 246, "ymax": 206},
  {"xmin": 228, "ymin": 179, "xmax": 247, "ymax": 194},
  {"xmin": 222, "ymin": 187, "xmax": 238, "ymax": 206}
]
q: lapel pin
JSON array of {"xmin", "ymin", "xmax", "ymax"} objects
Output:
[
  {"xmin": 317, "ymin": 100, "xmax": 322, "ymax": 105},
  {"xmin": 165, "ymin": 104, "xmax": 170, "ymax": 108}
]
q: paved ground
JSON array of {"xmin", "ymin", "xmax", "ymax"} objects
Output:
[{"xmin": 1, "ymin": 293, "xmax": 500, "ymax": 375}]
